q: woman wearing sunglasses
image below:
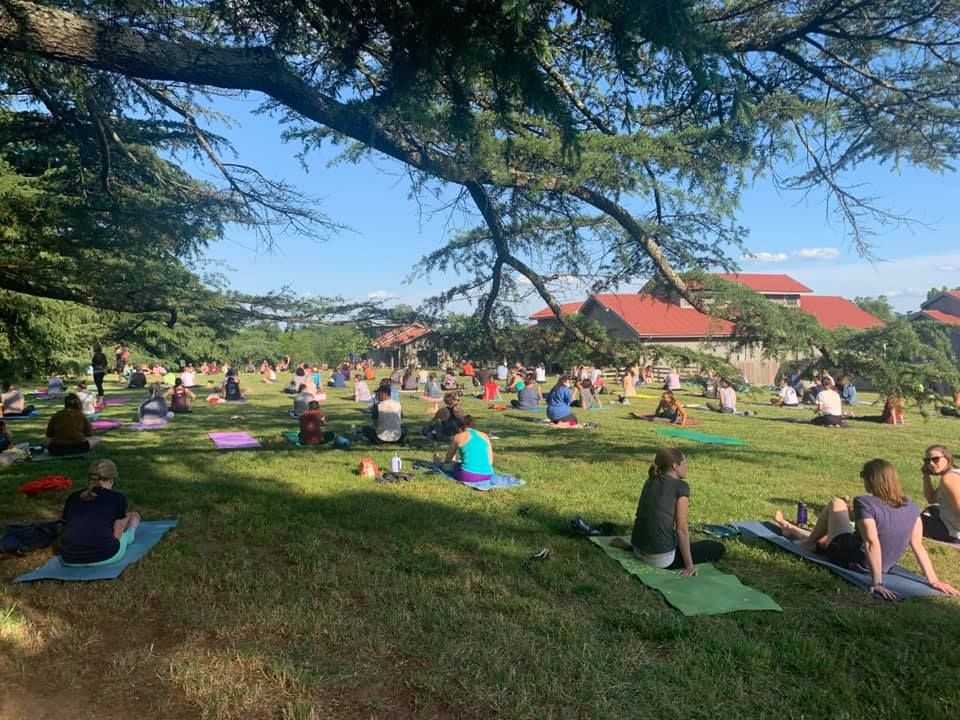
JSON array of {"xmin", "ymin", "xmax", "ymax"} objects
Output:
[
  {"xmin": 921, "ymin": 445, "xmax": 960, "ymax": 543},
  {"xmin": 774, "ymin": 458, "xmax": 959, "ymax": 600}
]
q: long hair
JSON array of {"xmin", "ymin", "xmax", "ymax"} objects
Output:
[
  {"xmin": 925, "ymin": 445, "xmax": 955, "ymax": 471},
  {"xmin": 80, "ymin": 459, "xmax": 118, "ymax": 501},
  {"xmin": 860, "ymin": 458, "xmax": 907, "ymax": 507},
  {"xmin": 649, "ymin": 447, "xmax": 685, "ymax": 482},
  {"xmin": 549, "ymin": 375, "xmax": 569, "ymax": 395},
  {"xmin": 63, "ymin": 393, "xmax": 81, "ymax": 411}
]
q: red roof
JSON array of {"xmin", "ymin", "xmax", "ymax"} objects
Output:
[
  {"xmin": 372, "ymin": 324, "xmax": 432, "ymax": 348},
  {"xmin": 797, "ymin": 296, "xmax": 883, "ymax": 330},
  {"xmin": 714, "ymin": 273, "xmax": 812, "ymax": 294},
  {"xmin": 590, "ymin": 293, "xmax": 736, "ymax": 337},
  {"xmin": 915, "ymin": 309, "xmax": 960, "ymax": 326},
  {"xmin": 529, "ymin": 301, "xmax": 584, "ymax": 320}
]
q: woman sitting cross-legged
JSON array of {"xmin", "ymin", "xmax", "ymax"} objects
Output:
[
  {"xmin": 439, "ymin": 415, "xmax": 494, "ymax": 484},
  {"xmin": 424, "ymin": 392, "xmax": 465, "ymax": 441},
  {"xmin": 298, "ymin": 400, "xmax": 332, "ymax": 445},
  {"xmin": 44, "ymin": 394, "xmax": 103, "ymax": 456},
  {"xmin": 59, "ymin": 459, "xmax": 141, "ymax": 567},
  {"xmin": 773, "ymin": 458, "xmax": 960, "ymax": 600},
  {"xmin": 920, "ymin": 445, "xmax": 960, "ymax": 544},
  {"xmin": 353, "ymin": 374, "xmax": 373, "ymax": 403},
  {"xmin": 573, "ymin": 378, "xmax": 602, "ymax": 409},
  {"xmin": 545, "ymin": 376, "xmax": 578, "ymax": 426},
  {"xmin": 423, "ymin": 373, "xmax": 443, "ymax": 401},
  {"xmin": 138, "ymin": 384, "xmax": 173, "ymax": 424},
  {"xmin": 166, "ymin": 378, "xmax": 196, "ymax": 413},
  {"xmin": 511, "ymin": 373, "xmax": 543, "ymax": 410},
  {"xmin": 610, "ymin": 447, "xmax": 724, "ymax": 576}
]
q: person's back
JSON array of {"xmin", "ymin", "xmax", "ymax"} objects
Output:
[
  {"xmin": 139, "ymin": 395, "xmax": 169, "ymax": 421},
  {"xmin": 631, "ymin": 473, "xmax": 689, "ymax": 555},
  {"xmin": 181, "ymin": 370, "xmax": 195, "ymax": 387},
  {"xmin": 840, "ymin": 382, "xmax": 858, "ymax": 404},
  {"xmin": 2, "ymin": 387, "xmax": 23, "ymax": 414},
  {"xmin": 375, "ymin": 397, "xmax": 403, "ymax": 442},
  {"xmin": 535, "ymin": 365, "xmax": 547, "ymax": 383},
  {"xmin": 77, "ymin": 388, "xmax": 98, "ymax": 416},
  {"xmin": 224, "ymin": 376, "xmax": 243, "ymax": 401},
  {"xmin": 354, "ymin": 379, "xmax": 372, "ymax": 402},
  {"xmin": 402, "ymin": 373, "xmax": 418, "ymax": 391},
  {"xmin": 546, "ymin": 384, "xmax": 572, "ymax": 420},
  {"xmin": 579, "ymin": 385, "xmax": 598, "ymax": 409},
  {"xmin": 664, "ymin": 371, "xmax": 681, "ymax": 391},
  {"xmin": 128, "ymin": 370, "xmax": 147, "ymax": 389},
  {"xmin": 458, "ymin": 428, "xmax": 493, "ymax": 476},
  {"xmin": 779, "ymin": 383, "xmax": 798, "ymax": 406},
  {"xmin": 496, "ymin": 363, "xmax": 508, "ymax": 381},
  {"xmin": 482, "ymin": 380, "xmax": 499, "ymax": 401},
  {"xmin": 47, "ymin": 407, "xmax": 91, "ymax": 453},
  {"xmin": 60, "ymin": 486, "xmax": 127, "ymax": 564},
  {"xmin": 516, "ymin": 384, "xmax": 541, "ymax": 409},
  {"xmin": 298, "ymin": 408, "xmax": 327, "ymax": 445},
  {"xmin": 853, "ymin": 494, "xmax": 918, "ymax": 573},
  {"xmin": 292, "ymin": 390, "xmax": 314, "ymax": 416},
  {"xmin": 170, "ymin": 384, "xmax": 191, "ymax": 412},
  {"xmin": 817, "ymin": 387, "xmax": 842, "ymax": 416},
  {"xmin": 332, "ymin": 371, "xmax": 347, "ymax": 388},
  {"xmin": 364, "ymin": 366, "xmax": 375, "ymax": 380},
  {"xmin": 425, "ymin": 378, "xmax": 442, "ymax": 399},
  {"xmin": 719, "ymin": 385, "xmax": 737, "ymax": 412}
]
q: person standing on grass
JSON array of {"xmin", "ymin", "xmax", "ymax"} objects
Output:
[
  {"xmin": 91, "ymin": 344, "xmax": 108, "ymax": 398},
  {"xmin": 610, "ymin": 447, "xmax": 723, "ymax": 575},
  {"xmin": 773, "ymin": 459, "xmax": 959, "ymax": 600},
  {"xmin": 60, "ymin": 459, "xmax": 140, "ymax": 567},
  {"xmin": 920, "ymin": 445, "xmax": 960, "ymax": 543}
]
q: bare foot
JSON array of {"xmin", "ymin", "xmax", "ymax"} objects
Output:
[{"xmin": 774, "ymin": 510, "xmax": 788, "ymax": 529}]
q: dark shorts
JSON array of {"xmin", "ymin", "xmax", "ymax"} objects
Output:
[
  {"xmin": 825, "ymin": 532, "xmax": 866, "ymax": 570},
  {"xmin": 48, "ymin": 440, "xmax": 90, "ymax": 456},
  {"xmin": 812, "ymin": 414, "xmax": 845, "ymax": 426}
]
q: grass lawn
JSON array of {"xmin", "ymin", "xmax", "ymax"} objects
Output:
[{"xmin": 3, "ymin": 374, "xmax": 960, "ymax": 719}]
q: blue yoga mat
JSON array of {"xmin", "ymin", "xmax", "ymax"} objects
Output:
[
  {"xmin": 418, "ymin": 462, "xmax": 525, "ymax": 492},
  {"xmin": 732, "ymin": 520, "xmax": 942, "ymax": 599},
  {"xmin": 13, "ymin": 519, "xmax": 178, "ymax": 583},
  {"xmin": 3, "ymin": 410, "xmax": 38, "ymax": 421}
]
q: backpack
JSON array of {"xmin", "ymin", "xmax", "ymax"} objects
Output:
[{"xmin": 358, "ymin": 457, "xmax": 380, "ymax": 479}]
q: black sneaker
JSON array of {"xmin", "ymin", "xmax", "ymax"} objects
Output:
[{"xmin": 569, "ymin": 516, "xmax": 598, "ymax": 536}]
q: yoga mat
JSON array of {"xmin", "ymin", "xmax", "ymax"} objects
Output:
[
  {"xmin": 91, "ymin": 419, "xmax": 124, "ymax": 431},
  {"xmin": 2, "ymin": 410, "xmax": 38, "ymax": 421},
  {"xmin": 281, "ymin": 430, "xmax": 334, "ymax": 447},
  {"xmin": 209, "ymin": 431, "xmax": 261, "ymax": 450},
  {"xmin": 732, "ymin": 521, "xmax": 943, "ymax": 599},
  {"xmin": 31, "ymin": 451, "xmax": 88, "ymax": 462},
  {"xmin": 630, "ymin": 413, "xmax": 703, "ymax": 426},
  {"xmin": 588, "ymin": 536, "xmax": 781, "ymax": 616},
  {"xmin": 13, "ymin": 519, "xmax": 178, "ymax": 583},
  {"xmin": 654, "ymin": 428, "xmax": 745, "ymax": 445},
  {"xmin": 103, "ymin": 397, "xmax": 133, "ymax": 406},
  {"xmin": 127, "ymin": 421, "xmax": 168, "ymax": 431},
  {"xmin": 419, "ymin": 461, "xmax": 525, "ymax": 491}
]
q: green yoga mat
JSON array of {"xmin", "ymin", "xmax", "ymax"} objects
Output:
[
  {"xmin": 281, "ymin": 430, "xmax": 334, "ymax": 447},
  {"xmin": 654, "ymin": 427, "xmax": 746, "ymax": 446},
  {"xmin": 589, "ymin": 536, "xmax": 781, "ymax": 616}
]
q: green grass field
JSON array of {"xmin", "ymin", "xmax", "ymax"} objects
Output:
[{"xmin": 2, "ymin": 374, "xmax": 960, "ymax": 719}]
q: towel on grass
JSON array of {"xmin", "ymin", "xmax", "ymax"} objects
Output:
[
  {"xmin": 13, "ymin": 519, "xmax": 178, "ymax": 583},
  {"xmin": 732, "ymin": 521, "xmax": 942, "ymax": 599},
  {"xmin": 589, "ymin": 536, "xmax": 781, "ymax": 615},
  {"xmin": 3, "ymin": 410, "xmax": 38, "ymax": 421},
  {"xmin": 419, "ymin": 461, "xmax": 525, "ymax": 491},
  {"xmin": 654, "ymin": 427, "xmax": 745, "ymax": 445},
  {"xmin": 91, "ymin": 419, "xmax": 124, "ymax": 431},
  {"xmin": 209, "ymin": 431, "xmax": 261, "ymax": 450}
]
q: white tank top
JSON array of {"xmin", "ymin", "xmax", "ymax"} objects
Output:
[{"xmin": 937, "ymin": 470, "xmax": 960, "ymax": 538}]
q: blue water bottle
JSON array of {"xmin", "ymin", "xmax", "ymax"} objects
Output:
[{"xmin": 796, "ymin": 501, "xmax": 808, "ymax": 526}]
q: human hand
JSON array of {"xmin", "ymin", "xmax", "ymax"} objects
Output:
[
  {"xmin": 679, "ymin": 566, "xmax": 697, "ymax": 578},
  {"xmin": 929, "ymin": 580, "xmax": 960, "ymax": 596},
  {"xmin": 869, "ymin": 584, "xmax": 898, "ymax": 601}
]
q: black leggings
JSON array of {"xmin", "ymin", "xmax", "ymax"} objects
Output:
[
  {"xmin": 666, "ymin": 540, "xmax": 726, "ymax": 569},
  {"xmin": 922, "ymin": 506, "xmax": 960, "ymax": 543},
  {"xmin": 93, "ymin": 371, "xmax": 105, "ymax": 396}
]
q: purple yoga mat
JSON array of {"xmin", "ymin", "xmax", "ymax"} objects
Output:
[
  {"xmin": 128, "ymin": 421, "xmax": 168, "ymax": 431},
  {"xmin": 209, "ymin": 431, "xmax": 261, "ymax": 449},
  {"xmin": 103, "ymin": 397, "xmax": 133, "ymax": 406},
  {"xmin": 91, "ymin": 420, "xmax": 124, "ymax": 431}
]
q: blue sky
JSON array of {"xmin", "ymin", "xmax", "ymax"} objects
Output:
[{"xmin": 196, "ymin": 95, "xmax": 960, "ymax": 316}]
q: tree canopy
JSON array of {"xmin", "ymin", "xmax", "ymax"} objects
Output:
[{"xmin": 2, "ymin": 0, "xmax": 960, "ymax": 366}]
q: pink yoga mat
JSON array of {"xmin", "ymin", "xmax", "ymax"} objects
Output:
[
  {"xmin": 103, "ymin": 397, "xmax": 133, "ymax": 406},
  {"xmin": 91, "ymin": 420, "xmax": 124, "ymax": 431},
  {"xmin": 208, "ymin": 431, "xmax": 261, "ymax": 449},
  {"xmin": 128, "ymin": 421, "xmax": 168, "ymax": 431}
]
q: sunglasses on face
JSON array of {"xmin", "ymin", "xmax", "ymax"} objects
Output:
[{"xmin": 924, "ymin": 456, "xmax": 945, "ymax": 464}]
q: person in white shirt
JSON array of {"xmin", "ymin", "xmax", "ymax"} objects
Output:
[
  {"xmin": 180, "ymin": 365, "xmax": 196, "ymax": 388},
  {"xmin": 75, "ymin": 382, "xmax": 99, "ymax": 417},
  {"xmin": 361, "ymin": 386, "xmax": 404, "ymax": 443},
  {"xmin": 812, "ymin": 377, "xmax": 845, "ymax": 426},
  {"xmin": 496, "ymin": 362, "xmax": 509, "ymax": 382},
  {"xmin": 772, "ymin": 377, "xmax": 799, "ymax": 407}
]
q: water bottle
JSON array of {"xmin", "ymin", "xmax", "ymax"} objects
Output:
[
  {"xmin": 390, "ymin": 453, "xmax": 402, "ymax": 473},
  {"xmin": 350, "ymin": 424, "xmax": 357, "ymax": 438},
  {"xmin": 796, "ymin": 501, "xmax": 808, "ymax": 526}
]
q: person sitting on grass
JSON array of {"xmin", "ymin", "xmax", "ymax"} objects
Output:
[
  {"xmin": 920, "ymin": 445, "xmax": 960, "ymax": 544},
  {"xmin": 220, "ymin": 369, "xmax": 245, "ymax": 402},
  {"xmin": 180, "ymin": 364, "xmax": 197, "ymax": 388},
  {"xmin": 546, "ymin": 376, "xmax": 578, "ymax": 426},
  {"xmin": 838, "ymin": 375, "xmax": 858, "ymax": 405},
  {"xmin": 609, "ymin": 447, "xmax": 723, "ymax": 575},
  {"xmin": 772, "ymin": 459, "xmax": 959, "ymax": 601},
  {"xmin": 647, "ymin": 391, "xmax": 688, "ymax": 425},
  {"xmin": 573, "ymin": 378, "xmax": 602, "ymax": 409},
  {"xmin": 298, "ymin": 400, "xmax": 331, "ymax": 446},
  {"xmin": 44, "ymin": 394, "xmax": 102, "ymax": 456},
  {"xmin": 424, "ymin": 373, "xmax": 443, "ymax": 400},
  {"xmin": 138, "ymin": 384, "xmax": 173, "ymax": 424},
  {"xmin": 619, "ymin": 368, "xmax": 637, "ymax": 401},
  {"xmin": 481, "ymin": 376, "xmax": 501, "ymax": 402},
  {"xmin": 771, "ymin": 376, "xmax": 799, "ymax": 407},
  {"xmin": 438, "ymin": 415, "xmax": 494, "ymax": 483},
  {"xmin": 663, "ymin": 368, "xmax": 682, "ymax": 391},
  {"xmin": 441, "ymin": 370, "xmax": 459, "ymax": 391},
  {"xmin": 328, "ymin": 368, "xmax": 348, "ymax": 389},
  {"xmin": 75, "ymin": 381, "xmax": 98, "ymax": 417},
  {"xmin": 810, "ymin": 377, "xmax": 845, "ymax": 427},
  {"xmin": 424, "ymin": 392, "xmax": 466, "ymax": 440},
  {"xmin": 289, "ymin": 384, "xmax": 317, "ymax": 418},
  {"xmin": 166, "ymin": 378, "xmax": 196, "ymax": 413},
  {"xmin": 707, "ymin": 378, "xmax": 737, "ymax": 414},
  {"xmin": 1, "ymin": 382, "xmax": 35, "ymax": 417},
  {"xmin": 512, "ymin": 374, "xmax": 543, "ymax": 410},
  {"xmin": 354, "ymin": 374, "xmax": 373, "ymax": 403},
  {"xmin": 361, "ymin": 386, "xmax": 404, "ymax": 444},
  {"xmin": 401, "ymin": 368, "xmax": 419, "ymax": 392},
  {"xmin": 47, "ymin": 372, "xmax": 66, "ymax": 398},
  {"xmin": 59, "ymin": 459, "xmax": 140, "ymax": 567},
  {"xmin": 127, "ymin": 365, "xmax": 148, "ymax": 389}
]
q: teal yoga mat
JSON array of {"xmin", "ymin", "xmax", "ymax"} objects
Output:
[
  {"xmin": 589, "ymin": 536, "xmax": 781, "ymax": 616},
  {"xmin": 654, "ymin": 427, "xmax": 746, "ymax": 446},
  {"xmin": 281, "ymin": 430, "xmax": 334, "ymax": 447},
  {"xmin": 13, "ymin": 519, "xmax": 178, "ymax": 583}
]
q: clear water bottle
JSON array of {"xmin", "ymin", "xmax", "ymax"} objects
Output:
[{"xmin": 390, "ymin": 453, "xmax": 402, "ymax": 473}]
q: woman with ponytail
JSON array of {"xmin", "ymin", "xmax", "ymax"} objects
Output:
[
  {"xmin": 59, "ymin": 459, "xmax": 140, "ymax": 566},
  {"xmin": 611, "ymin": 448, "xmax": 724, "ymax": 576}
]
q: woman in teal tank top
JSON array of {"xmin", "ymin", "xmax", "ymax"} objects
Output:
[{"xmin": 442, "ymin": 415, "xmax": 494, "ymax": 482}]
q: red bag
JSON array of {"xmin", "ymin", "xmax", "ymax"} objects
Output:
[
  {"xmin": 358, "ymin": 457, "xmax": 380, "ymax": 479},
  {"xmin": 17, "ymin": 475, "xmax": 73, "ymax": 497}
]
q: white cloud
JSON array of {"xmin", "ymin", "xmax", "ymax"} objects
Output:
[
  {"xmin": 792, "ymin": 247, "xmax": 840, "ymax": 260},
  {"xmin": 937, "ymin": 265, "xmax": 958, "ymax": 272},
  {"xmin": 367, "ymin": 289, "xmax": 396, "ymax": 299},
  {"xmin": 742, "ymin": 251, "xmax": 789, "ymax": 263},
  {"xmin": 881, "ymin": 288, "xmax": 925, "ymax": 299}
]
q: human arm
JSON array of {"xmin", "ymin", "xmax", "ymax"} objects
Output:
[
  {"xmin": 443, "ymin": 435, "xmax": 460, "ymax": 464},
  {"xmin": 922, "ymin": 471, "xmax": 937, "ymax": 504},
  {"xmin": 674, "ymin": 496, "xmax": 696, "ymax": 576},
  {"xmin": 857, "ymin": 517, "xmax": 897, "ymax": 600},
  {"xmin": 675, "ymin": 404, "xmax": 688, "ymax": 426},
  {"xmin": 908, "ymin": 518, "xmax": 960, "ymax": 595}
]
